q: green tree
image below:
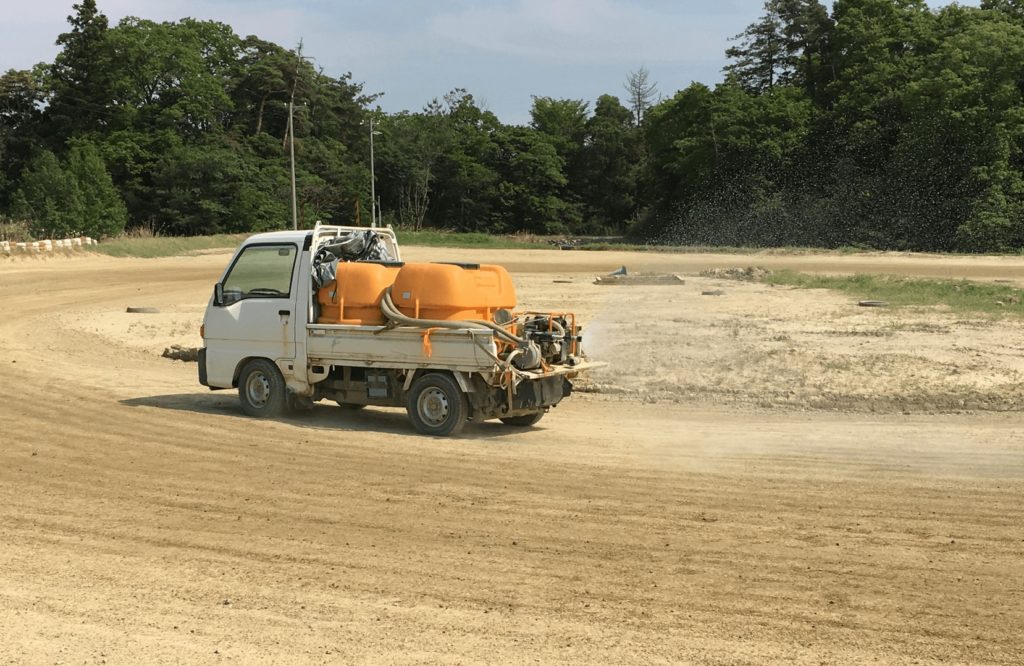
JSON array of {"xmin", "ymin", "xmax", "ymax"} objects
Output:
[
  {"xmin": 771, "ymin": 0, "xmax": 834, "ymax": 99},
  {"xmin": 828, "ymin": 0, "xmax": 932, "ymax": 132},
  {"xmin": 912, "ymin": 9, "xmax": 1024, "ymax": 251},
  {"xmin": 0, "ymin": 68, "xmax": 46, "ymax": 206},
  {"xmin": 725, "ymin": 5, "xmax": 787, "ymax": 93},
  {"xmin": 11, "ymin": 150, "xmax": 85, "ymax": 237},
  {"xmin": 149, "ymin": 140, "xmax": 243, "ymax": 235},
  {"xmin": 529, "ymin": 96, "xmax": 588, "ymax": 226},
  {"xmin": 104, "ymin": 18, "xmax": 239, "ymax": 137},
  {"xmin": 725, "ymin": 1, "xmax": 833, "ymax": 97},
  {"xmin": 8, "ymin": 0, "xmax": 1023, "ymax": 252},
  {"xmin": 45, "ymin": 0, "xmax": 113, "ymax": 140},
  {"xmin": 981, "ymin": 0, "xmax": 1024, "ymax": 21},
  {"xmin": 643, "ymin": 82, "xmax": 812, "ymax": 245},
  {"xmin": 529, "ymin": 97, "xmax": 588, "ymax": 160},
  {"xmin": 376, "ymin": 112, "xmax": 448, "ymax": 230},
  {"xmin": 66, "ymin": 139, "xmax": 128, "ymax": 237},
  {"xmin": 422, "ymin": 90, "xmax": 503, "ymax": 231},
  {"xmin": 231, "ymin": 37, "xmax": 292, "ymax": 136},
  {"xmin": 579, "ymin": 95, "xmax": 642, "ymax": 233},
  {"xmin": 495, "ymin": 126, "xmax": 574, "ymax": 234}
]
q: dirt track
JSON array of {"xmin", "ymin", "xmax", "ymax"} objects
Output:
[{"xmin": 1, "ymin": 248, "xmax": 1023, "ymax": 664}]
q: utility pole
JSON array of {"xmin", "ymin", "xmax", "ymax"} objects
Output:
[
  {"xmin": 288, "ymin": 95, "xmax": 297, "ymax": 230},
  {"xmin": 369, "ymin": 117, "xmax": 377, "ymax": 228},
  {"xmin": 287, "ymin": 41, "xmax": 306, "ymax": 231}
]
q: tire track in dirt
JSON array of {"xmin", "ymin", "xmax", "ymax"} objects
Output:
[{"xmin": 1, "ymin": 252, "xmax": 1023, "ymax": 664}]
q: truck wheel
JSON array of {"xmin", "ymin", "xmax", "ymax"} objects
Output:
[
  {"xmin": 499, "ymin": 412, "xmax": 545, "ymax": 427},
  {"xmin": 407, "ymin": 373, "xmax": 468, "ymax": 437},
  {"xmin": 238, "ymin": 359, "xmax": 287, "ymax": 418}
]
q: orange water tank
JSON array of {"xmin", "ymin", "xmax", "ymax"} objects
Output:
[
  {"xmin": 392, "ymin": 263, "xmax": 516, "ymax": 321},
  {"xmin": 317, "ymin": 262, "xmax": 401, "ymax": 325}
]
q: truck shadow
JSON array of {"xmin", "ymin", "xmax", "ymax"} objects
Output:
[{"xmin": 119, "ymin": 393, "xmax": 538, "ymax": 441}]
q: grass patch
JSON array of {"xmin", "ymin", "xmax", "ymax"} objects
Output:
[
  {"xmin": 395, "ymin": 230, "xmax": 552, "ymax": 250},
  {"xmin": 393, "ymin": 232, "xmax": 815, "ymax": 253},
  {"xmin": 766, "ymin": 271, "xmax": 1024, "ymax": 316},
  {"xmin": 91, "ymin": 233, "xmax": 247, "ymax": 258},
  {"xmin": 0, "ymin": 221, "xmax": 33, "ymax": 243},
  {"xmin": 90, "ymin": 229, "xmax": 550, "ymax": 258},
  {"xmin": 575, "ymin": 241, "xmax": 886, "ymax": 255},
  {"xmin": 87, "ymin": 231, "xmax": 854, "ymax": 256}
]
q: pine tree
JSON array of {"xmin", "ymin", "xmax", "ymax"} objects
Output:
[
  {"xmin": 66, "ymin": 140, "xmax": 127, "ymax": 237},
  {"xmin": 724, "ymin": 7, "xmax": 787, "ymax": 93},
  {"xmin": 46, "ymin": 0, "xmax": 113, "ymax": 138},
  {"xmin": 623, "ymin": 67, "xmax": 658, "ymax": 125},
  {"xmin": 12, "ymin": 151, "xmax": 85, "ymax": 237},
  {"xmin": 771, "ymin": 0, "xmax": 833, "ymax": 98},
  {"xmin": 725, "ymin": 1, "xmax": 832, "ymax": 96}
]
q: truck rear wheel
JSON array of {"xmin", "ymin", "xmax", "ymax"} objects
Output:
[
  {"xmin": 499, "ymin": 411, "xmax": 545, "ymax": 427},
  {"xmin": 406, "ymin": 373, "xmax": 468, "ymax": 437},
  {"xmin": 238, "ymin": 359, "xmax": 287, "ymax": 418}
]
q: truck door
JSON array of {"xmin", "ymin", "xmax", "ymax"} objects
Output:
[{"xmin": 203, "ymin": 243, "xmax": 300, "ymax": 386}]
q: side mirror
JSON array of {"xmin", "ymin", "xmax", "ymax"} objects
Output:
[{"xmin": 214, "ymin": 282, "xmax": 224, "ymax": 306}]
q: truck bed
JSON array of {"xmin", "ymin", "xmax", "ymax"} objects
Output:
[{"xmin": 306, "ymin": 324, "xmax": 500, "ymax": 372}]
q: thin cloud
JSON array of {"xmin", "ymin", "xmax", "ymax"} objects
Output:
[{"xmin": 428, "ymin": 0, "xmax": 722, "ymax": 64}]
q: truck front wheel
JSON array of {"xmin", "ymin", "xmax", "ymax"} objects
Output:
[
  {"xmin": 406, "ymin": 373, "xmax": 468, "ymax": 437},
  {"xmin": 238, "ymin": 359, "xmax": 287, "ymax": 418}
]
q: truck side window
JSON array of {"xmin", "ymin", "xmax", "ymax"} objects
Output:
[{"xmin": 223, "ymin": 244, "xmax": 297, "ymax": 301}]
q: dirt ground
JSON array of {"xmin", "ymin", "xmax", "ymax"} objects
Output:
[{"xmin": 1, "ymin": 247, "xmax": 1023, "ymax": 664}]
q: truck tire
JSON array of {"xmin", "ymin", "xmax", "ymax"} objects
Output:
[
  {"xmin": 238, "ymin": 359, "xmax": 287, "ymax": 418},
  {"xmin": 406, "ymin": 373, "xmax": 469, "ymax": 437},
  {"xmin": 499, "ymin": 411, "xmax": 545, "ymax": 427}
]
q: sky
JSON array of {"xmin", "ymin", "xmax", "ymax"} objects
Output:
[{"xmin": 0, "ymin": 0, "xmax": 980, "ymax": 125}]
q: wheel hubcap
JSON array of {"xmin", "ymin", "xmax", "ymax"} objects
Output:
[
  {"xmin": 245, "ymin": 371, "xmax": 271, "ymax": 408},
  {"xmin": 417, "ymin": 387, "xmax": 449, "ymax": 426}
]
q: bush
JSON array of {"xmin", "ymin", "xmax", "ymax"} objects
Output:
[{"xmin": 0, "ymin": 219, "xmax": 33, "ymax": 242}]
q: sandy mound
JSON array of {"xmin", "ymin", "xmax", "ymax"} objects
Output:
[{"xmin": 569, "ymin": 276, "xmax": 1024, "ymax": 413}]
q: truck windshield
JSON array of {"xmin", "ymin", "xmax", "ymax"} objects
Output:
[{"xmin": 223, "ymin": 244, "xmax": 297, "ymax": 301}]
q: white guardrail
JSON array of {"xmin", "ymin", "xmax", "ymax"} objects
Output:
[{"xmin": 1, "ymin": 237, "xmax": 99, "ymax": 255}]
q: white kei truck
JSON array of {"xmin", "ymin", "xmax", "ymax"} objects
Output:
[{"xmin": 199, "ymin": 224, "xmax": 594, "ymax": 436}]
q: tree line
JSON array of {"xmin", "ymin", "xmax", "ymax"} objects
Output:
[{"xmin": 3, "ymin": 0, "xmax": 1024, "ymax": 252}]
